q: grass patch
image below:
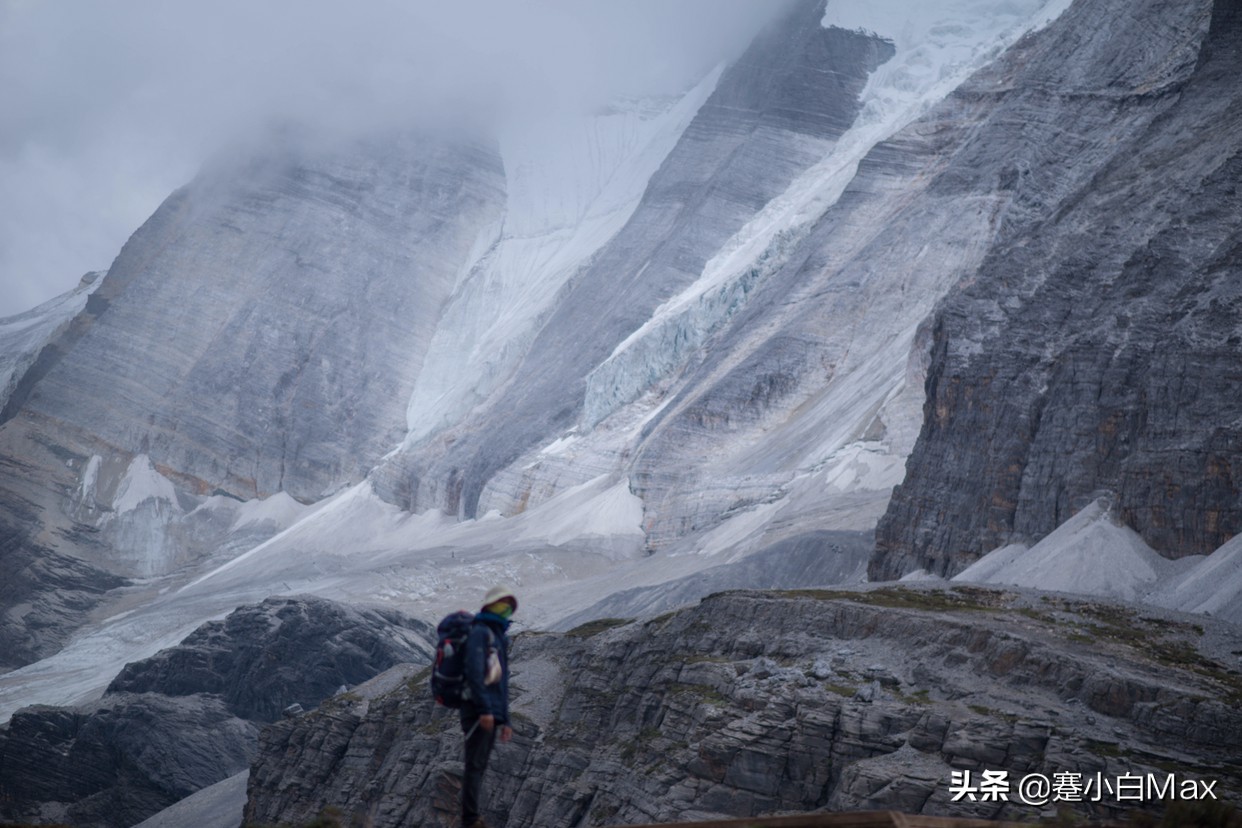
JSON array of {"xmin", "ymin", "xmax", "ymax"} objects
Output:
[
  {"xmin": 1066, "ymin": 606, "xmax": 1242, "ymax": 704},
  {"xmin": 645, "ymin": 609, "xmax": 680, "ymax": 628},
  {"xmin": 967, "ymin": 703, "xmax": 1019, "ymax": 723},
  {"xmin": 1084, "ymin": 738, "xmax": 1126, "ymax": 758},
  {"xmin": 895, "ymin": 688, "xmax": 932, "ymax": 706},
  {"xmin": 406, "ymin": 665, "xmax": 433, "ymax": 692},
  {"xmin": 565, "ymin": 617, "xmax": 632, "ymax": 638},
  {"xmin": 778, "ymin": 585, "xmax": 1008, "ymax": 612},
  {"xmin": 1014, "ymin": 606, "xmax": 1058, "ymax": 624},
  {"xmin": 668, "ymin": 682, "xmax": 730, "ymax": 707}
]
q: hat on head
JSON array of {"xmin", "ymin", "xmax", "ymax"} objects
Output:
[{"xmin": 482, "ymin": 584, "xmax": 518, "ymax": 612}]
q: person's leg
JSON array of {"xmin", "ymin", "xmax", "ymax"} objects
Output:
[{"xmin": 462, "ymin": 717, "xmax": 497, "ymax": 826}]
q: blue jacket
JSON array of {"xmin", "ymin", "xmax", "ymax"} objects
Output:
[{"xmin": 463, "ymin": 613, "xmax": 510, "ymax": 722}]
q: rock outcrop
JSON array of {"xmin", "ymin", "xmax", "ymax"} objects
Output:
[
  {"xmin": 0, "ymin": 595, "xmax": 432, "ymax": 828},
  {"xmin": 873, "ymin": 0, "xmax": 1241, "ymax": 578},
  {"xmin": 107, "ymin": 593, "xmax": 434, "ymax": 722},
  {"xmin": 244, "ymin": 589, "xmax": 1242, "ymax": 827}
]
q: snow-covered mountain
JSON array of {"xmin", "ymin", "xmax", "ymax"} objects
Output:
[{"xmin": 1, "ymin": 0, "xmax": 1241, "ymax": 732}]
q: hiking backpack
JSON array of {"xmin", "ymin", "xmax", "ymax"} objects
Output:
[{"xmin": 430, "ymin": 611, "xmax": 494, "ymax": 708}]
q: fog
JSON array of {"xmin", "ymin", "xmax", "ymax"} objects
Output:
[{"xmin": 0, "ymin": 0, "xmax": 788, "ymax": 318}]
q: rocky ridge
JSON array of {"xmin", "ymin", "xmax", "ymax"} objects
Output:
[
  {"xmin": 0, "ymin": 595, "xmax": 433, "ymax": 828},
  {"xmin": 245, "ymin": 588, "xmax": 1242, "ymax": 827}
]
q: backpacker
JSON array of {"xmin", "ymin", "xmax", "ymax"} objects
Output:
[{"xmin": 430, "ymin": 611, "xmax": 495, "ymax": 708}]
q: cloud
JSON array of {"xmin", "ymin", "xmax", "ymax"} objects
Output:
[{"xmin": 0, "ymin": 0, "xmax": 786, "ymax": 317}]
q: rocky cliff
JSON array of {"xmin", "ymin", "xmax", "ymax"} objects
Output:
[
  {"xmin": 244, "ymin": 589, "xmax": 1242, "ymax": 827},
  {"xmin": 872, "ymin": 0, "xmax": 1242, "ymax": 578},
  {"xmin": 0, "ymin": 596, "xmax": 432, "ymax": 828}
]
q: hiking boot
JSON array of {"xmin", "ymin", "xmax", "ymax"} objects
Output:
[{"xmin": 466, "ymin": 820, "xmax": 489, "ymax": 828}]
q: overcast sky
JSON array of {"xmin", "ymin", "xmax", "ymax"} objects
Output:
[{"xmin": 0, "ymin": 0, "xmax": 785, "ymax": 318}]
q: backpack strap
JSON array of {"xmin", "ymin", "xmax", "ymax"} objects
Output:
[{"xmin": 472, "ymin": 618, "xmax": 496, "ymax": 648}]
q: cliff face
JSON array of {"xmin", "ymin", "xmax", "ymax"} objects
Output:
[
  {"xmin": 872, "ymin": 0, "xmax": 1242, "ymax": 578},
  {"xmin": 244, "ymin": 590, "xmax": 1242, "ymax": 827}
]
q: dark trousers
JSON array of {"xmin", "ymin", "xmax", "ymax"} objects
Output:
[{"xmin": 461, "ymin": 713, "xmax": 497, "ymax": 825}]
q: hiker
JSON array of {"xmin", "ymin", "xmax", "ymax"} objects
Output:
[{"xmin": 460, "ymin": 585, "xmax": 517, "ymax": 828}]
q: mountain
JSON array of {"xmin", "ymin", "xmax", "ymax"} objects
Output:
[{"xmin": 2, "ymin": 0, "xmax": 1242, "ymax": 820}]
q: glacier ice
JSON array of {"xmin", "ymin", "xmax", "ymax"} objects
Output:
[{"xmin": 403, "ymin": 68, "xmax": 722, "ymax": 446}]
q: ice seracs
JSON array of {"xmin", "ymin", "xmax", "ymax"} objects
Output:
[{"xmin": 403, "ymin": 68, "xmax": 722, "ymax": 446}]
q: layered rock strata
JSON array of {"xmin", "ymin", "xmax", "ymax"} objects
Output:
[{"xmin": 244, "ymin": 589, "xmax": 1242, "ymax": 827}]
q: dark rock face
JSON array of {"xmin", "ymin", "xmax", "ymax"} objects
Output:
[
  {"xmin": 108, "ymin": 595, "xmax": 434, "ymax": 722},
  {"xmin": 0, "ymin": 471, "xmax": 127, "ymax": 671},
  {"xmin": 243, "ymin": 589, "xmax": 1242, "ymax": 827},
  {"xmin": 873, "ymin": 0, "xmax": 1241, "ymax": 578},
  {"xmin": 0, "ymin": 694, "xmax": 256, "ymax": 828},
  {"xmin": 372, "ymin": 0, "xmax": 895, "ymax": 518},
  {"xmin": 0, "ymin": 596, "xmax": 432, "ymax": 828}
]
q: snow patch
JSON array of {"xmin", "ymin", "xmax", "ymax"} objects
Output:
[
  {"xmin": 822, "ymin": 0, "xmax": 1076, "ymax": 94},
  {"xmin": 539, "ymin": 435, "xmax": 580, "ymax": 457},
  {"xmin": 585, "ymin": 229, "xmax": 800, "ymax": 427},
  {"xmin": 78, "ymin": 455, "xmax": 103, "ymax": 505},
  {"xmin": 685, "ymin": 499, "xmax": 785, "ymax": 559},
  {"xmin": 821, "ymin": 442, "xmax": 906, "ymax": 494},
  {"xmin": 516, "ymin": 476, "xmax": 645, "ymax": 552},
  {"xmin": 112, "ymin": 455, "xmax": 180, "ymax": 515},
  {"xmin": 230, "ymin": 491, "xmax": 311, "ymax": 531}
]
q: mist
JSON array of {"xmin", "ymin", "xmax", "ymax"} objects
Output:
[{"xmin": 0, "ymin": 0, "xmax": 789, "ymax": 318}]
